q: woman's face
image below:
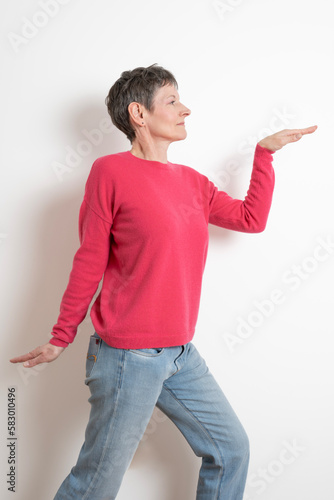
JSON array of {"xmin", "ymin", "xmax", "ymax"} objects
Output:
[{"xmin": 143, "ymin": 84, "xmax": 191, "ymax": 143}]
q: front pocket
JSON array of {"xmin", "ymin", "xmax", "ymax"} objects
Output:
[
  {"xmin": 127, "ymin": 347, "xmax": 165, "ymax": 357},
  {"xmin": 85, "ymin": 333, "xmax": 102, "ymax": 378}
]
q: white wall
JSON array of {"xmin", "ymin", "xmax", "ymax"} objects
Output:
[{"xmin": 1, "ymin": 0, "xmax": 333, "ymax": 499}]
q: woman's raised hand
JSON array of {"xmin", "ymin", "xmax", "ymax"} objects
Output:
[
  {"xmin": 258, "ymin": 125, "xmax": 318, "ymax": 152},
  {"xmin": 10, "ymin": 343, "xmax": 65, "ymax": 368}
]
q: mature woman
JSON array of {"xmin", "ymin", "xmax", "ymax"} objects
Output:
[{"xmin": 11, "ymin": 64, "xmax": 317, "ymax": 500}]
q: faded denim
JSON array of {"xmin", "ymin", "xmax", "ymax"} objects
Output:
[{"xmin": 53, "ymin": 332, "xmax": 249, "ymax": 499}]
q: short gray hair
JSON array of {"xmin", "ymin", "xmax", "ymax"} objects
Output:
[{"xmin": 105, "ymin": 63, "xmax": 178, "ymax": 143}]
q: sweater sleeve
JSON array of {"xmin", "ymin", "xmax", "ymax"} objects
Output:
[
  {"xmin": 208, "ymin": 143, "xmax": 275, "ymax": 232},
  {"xmin": 49, "ymin": 160, "xmax": 113, "ymax": 348}
]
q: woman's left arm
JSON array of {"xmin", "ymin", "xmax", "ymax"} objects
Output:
[{"xmin": 208, "ymin": 125, "xmax": 317, "ymax": 233}]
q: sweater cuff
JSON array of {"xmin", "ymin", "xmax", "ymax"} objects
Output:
[
  {"xmin": 49, "ymin": 337, "xmax": 69, "ymax": 348},
  {"xmin": 256, "ymin": 143, "xmax": 276, "ymax": 155}
]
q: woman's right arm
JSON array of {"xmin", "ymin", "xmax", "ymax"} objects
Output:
[
  {"xmin": 49, "ymin": 199, "xmax": 113, "ymax": 348},
  {"xmin": 10, "ymin": 159, "xmax": 114, "ymax": 367}
]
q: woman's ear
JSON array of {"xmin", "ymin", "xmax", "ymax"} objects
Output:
[{"xmin": 128, "ymin": 102, "xmax": 144, "ymax": 127}]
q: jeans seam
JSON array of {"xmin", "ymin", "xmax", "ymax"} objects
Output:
[
  {"xmin": 161, "ymin": 383, "xmax": 225, "ymax": 500},
  {"xmin": 81, "ymin": 349, "xmax": 126, "ymax": 500}
]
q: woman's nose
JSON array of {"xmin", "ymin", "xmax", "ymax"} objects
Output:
[{"xmin": 181, "ymin": 105, "xmax": 191, "ymax": 117}]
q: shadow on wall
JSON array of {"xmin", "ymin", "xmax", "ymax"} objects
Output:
[
  {"xmin": 125, "ymin": 407, "xmax": 201, "ymax": 500},
  {"xmin": 7, "ymin": 100, "xmax": 246, "ymax": 499},
  {"xmin": 10, "ymin": 181, "xmax": 201, "ymax": 498}
]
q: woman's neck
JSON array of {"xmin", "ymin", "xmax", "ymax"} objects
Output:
[{"xmin": 130, "ymin": 139, "xmax": 170, "ymax": 164}]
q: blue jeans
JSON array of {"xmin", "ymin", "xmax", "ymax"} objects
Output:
[{"xmin": 53, "ymin": 332, "xmax": 249, "ymax": 500}]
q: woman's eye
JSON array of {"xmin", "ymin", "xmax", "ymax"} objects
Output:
[{"xmin": 170, "ymin": 100, "xmax": 176, "ymax": 105}]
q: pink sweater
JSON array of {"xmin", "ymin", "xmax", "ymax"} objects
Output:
[{"xmin": 49, "ymin": 144, "xmax": 275, "ymax": 349}]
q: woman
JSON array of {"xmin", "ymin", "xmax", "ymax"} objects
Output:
[{"xmin": 10, "ymin": 64, "xmax": 317, "ymax": 499}]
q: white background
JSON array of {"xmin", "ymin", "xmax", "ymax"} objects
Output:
[{"xmin": 1, "ymin": 0, "xmax": 333, "ymax": 499}]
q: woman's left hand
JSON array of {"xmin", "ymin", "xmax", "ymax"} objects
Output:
[{"xmin": 258, "ymin": 125, "xmax": 318, "ymax": 152}]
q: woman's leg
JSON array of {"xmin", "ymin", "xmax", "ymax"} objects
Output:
[
  {"xmin": 53, "ymin": 335, "xmax": 248, "ymax": 499},
  {"xmin": 53, "ymin": 333, "xmax": 178, "ymax": 500},
  {"xmin": 156, "ymin": 342, "xmax": 250, "ymax": 500}
]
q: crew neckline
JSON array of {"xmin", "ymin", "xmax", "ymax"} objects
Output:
[{"xmin": 125, "ymin": 150, "xmax": 171, "ymax": 167}]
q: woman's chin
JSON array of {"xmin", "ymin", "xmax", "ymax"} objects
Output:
[{"xmin": 173, "ymin": 130, "xmax": 188, "ymax": 142}]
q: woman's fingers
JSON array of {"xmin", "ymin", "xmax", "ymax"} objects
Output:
[
  {"xmin": 10, "ymin": 343, "xmax": 65, "ymax": 368},
  {"xmin": 284, "ymin": 125, "xmax": 318, "ymax": 137},
  {"xmin": 258, "ymin": 125, "xmax": 318, "ymax": 151},
  {"xmin": 301, "ymin": 125, "xmax": 318, "ymax": 134},
  {"xmin": 286, "ymin": 126, "xmax": 318, "ymax": 143},
  {"xmin": 10, "ymin": 350, "xmax": 38, "ymax": 364}
]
